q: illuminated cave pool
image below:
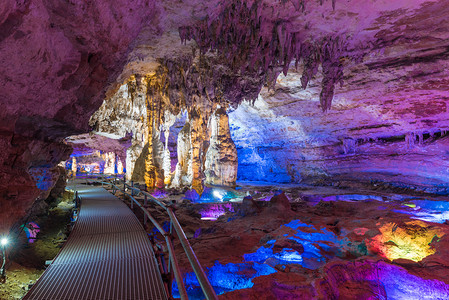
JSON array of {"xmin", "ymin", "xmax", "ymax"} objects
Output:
[
  {"xmin": 184, "ymin": 187, "xmax": 241, "ymax": 204},
  {"xmin": 394, "ymin": 198, "xmax": 449, "ymax": 223},
  {"xmin": 303, "ymin": 194, "xmax": 384, "ymax": 205}
]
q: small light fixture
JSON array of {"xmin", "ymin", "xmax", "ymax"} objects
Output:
[
  {"xmin": 0, "ymin": 238, "xmax": 8, "ymax": 247},
  {"xmin": 213, "ymin": 190, "xmax": 221, "ymax": 198},
  {"xmin": 1, "ymin": 236, "xmax": 8, "ymax": 281}
]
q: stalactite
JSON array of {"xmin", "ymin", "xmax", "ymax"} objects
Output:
[
  {"xmin": 300, "ymin": 44, "xmax": 320, "ymax": 90},
  {"xmin": 320, "ymin": 37, "xmax": 345, "ymax": 111},
  {"xmin": 178, "ymin": 0, "xmax": 353, "ymax": 111}
]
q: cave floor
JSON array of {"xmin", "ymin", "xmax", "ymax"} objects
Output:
[
  {"xmin": 64, "ymin": 179, "xmax": 449, "ymax": 299},
  {"xmin": 157, "ymin": 183, "xmax": 449, "ymax": 299}
]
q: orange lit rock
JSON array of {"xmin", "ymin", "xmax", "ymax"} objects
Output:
[
  {"xmin": 368, "ymin": 220, "xmax": 445, "ymax": 262},
  {"xmin": 189, "ymin": 108, "xmax": 208, "ymax": 195}
]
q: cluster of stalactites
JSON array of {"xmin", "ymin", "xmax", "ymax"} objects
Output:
[
  {"xmin": 179, "ymin": 0, "xmax": 347, "ymax": 111},
  {"xmin": 142, "ymin": 105, "xmax": 237, "ymax": 195},
  {"xmin": 141, "ymin": 59, "xmax": 221, "ymax": 192}
]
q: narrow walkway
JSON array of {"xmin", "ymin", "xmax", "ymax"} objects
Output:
[{"xmin": 24, "ymin": 184, "xmax": 168, "ymax": 300}]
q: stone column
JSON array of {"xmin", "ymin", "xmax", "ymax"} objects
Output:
[
  {"xmin": 189, "ymin": 108, "xmax": 208, "ymax": 195},
  {"xmin": 204, "ymin": 107, "xmax": 238, "ymax": 186}
]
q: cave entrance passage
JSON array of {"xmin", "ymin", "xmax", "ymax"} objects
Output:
[{"xmin": 24, "ymin": 184, "xmax": 168, "ymax": 300}]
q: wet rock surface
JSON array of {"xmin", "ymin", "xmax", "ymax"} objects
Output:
[{"xmin": 146, "ymin": 184, "xmax": 449, "ymax": 299}]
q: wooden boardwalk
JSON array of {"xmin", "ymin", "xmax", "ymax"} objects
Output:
[{"xmin": 24, "ymin": 184, "xmax": 168, "ymax": 300}]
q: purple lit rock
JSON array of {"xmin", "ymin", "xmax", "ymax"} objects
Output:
[{"xmin": 0, "ymin": 0, "xmax": 155, "ymax": 232}]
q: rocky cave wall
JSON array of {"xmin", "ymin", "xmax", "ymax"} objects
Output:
[
  {"xmin": 0, "ymin": 0, "xmax": 155, "ymax": 233},
  {"xmin": 4, "ymin": 0, "xmax": 449, "ymax": 234},
  {"xmin": 173, "ymin": 0, "xmax": 449, "ymax": 191},
  {"xmin": 90, "ymin": 76, "xmax": 149, "ymax": 180},
  {"xmin": 230, "ymin": 43, "xmax": 449, "ymax": 191}
]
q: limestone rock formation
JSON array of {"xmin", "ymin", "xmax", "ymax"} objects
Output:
[
  {"xmin": 90, "ymin": 77, "xmax": 149, "ymax": 180},
  {"xmin": 0, "ymin": 0, "xmax": 154, "ymax": 231},
  {"xmin": 171, "ymin": 122, "xmax": 193, "ymax": 189},
  {"xmin": 205, "ymin": 107, "xmax": 238, "ymax": 187}
]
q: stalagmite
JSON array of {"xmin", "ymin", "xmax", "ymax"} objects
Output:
[
  {"xmin": 171, "ymin": 122, "xmax": 193, "ymax": 188},
  {"xmin": 144, "ymin": 96, "xmax": 165, "ymax": 189},
  {"xmin": 71, "ymin": 157, "xmax": 77, "ymax": 176},
  {"xmin": 117, "ymin": 156, "xmax": 124, "ymax": 174},
  {"xmin": 162, "ymin": 111, "xmax": 177, "ymax": 185},
  {"xmin": 103, "ymin": 152, "xmax": 116, "ymax": 174}
]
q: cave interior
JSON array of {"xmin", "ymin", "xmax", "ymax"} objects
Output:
[{"xmin": 2, "ymin": 0, "xmax": 449, "ymax": 298}]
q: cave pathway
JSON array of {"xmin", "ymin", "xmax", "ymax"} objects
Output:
[{"xmin": 24, "ymin": 184, "xmax": 168, "ymax": 300}]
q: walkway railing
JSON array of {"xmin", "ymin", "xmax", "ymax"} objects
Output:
[{"xmin": 85, "ymin": 174, "xmax": 218, "ymax": 300}]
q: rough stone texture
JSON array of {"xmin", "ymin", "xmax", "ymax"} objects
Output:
[
  {"xmin": 88, "ymin": 71, "xmax": 239, "ymax": 192},
  {"xmin": 230, "ymin": 59, "xmax": 449, "ymax": 189},
  {"xmin": 5, "ymin": 2, "xmax": 449, "ymax": 299},
  {"xmin": 176, "ymin": 188, "xmax": 449, "ymax": 299},
  {"xmin": 68, "ymin": 0, "xmax": 449, "ymax": 194},
  {"xmin": 205, "ymin": 107, "xmax": 238, "ymax": 186},
  {"xmin": 226, "ymin": 0, "xmax": 449, "ymax": 188},
  {"xmin": 269, "ymin": 191, "xmax": 292, "ymax": 212},
  {"xmin": 0, "ymin": 0, "xmax": 154, "ymax": 232},
  {"xmin": 90, "ymin": 77, "xmax": 149, "ymax": 180}
]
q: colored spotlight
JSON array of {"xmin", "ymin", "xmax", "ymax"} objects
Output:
[{"xmin": 213, "ymin": 190, "xmax": 222, "ymax": 200}]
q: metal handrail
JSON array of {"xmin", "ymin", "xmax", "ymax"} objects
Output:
[{"xmin": 86, "ymin": 175, "xmax": 217, "ymax": 300}]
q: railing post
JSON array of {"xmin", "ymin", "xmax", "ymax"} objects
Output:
[
  {"xmin": 75, "ymin": 191, "xmax": 79, "ymax": 208},
  {"xmin": 131, "ymin": 181, "xmax": 134, "ymax": 197},
  {"xmin": 165, "ymin": 235, "xmax": 188, "ymax": 300},
  {"xmin": 168, "ymin": 222, "xmax": 173, "ymax": 273},
  {"xmin": 144, "ymin": 194, "xmax": 148, "ymax": 226}
]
